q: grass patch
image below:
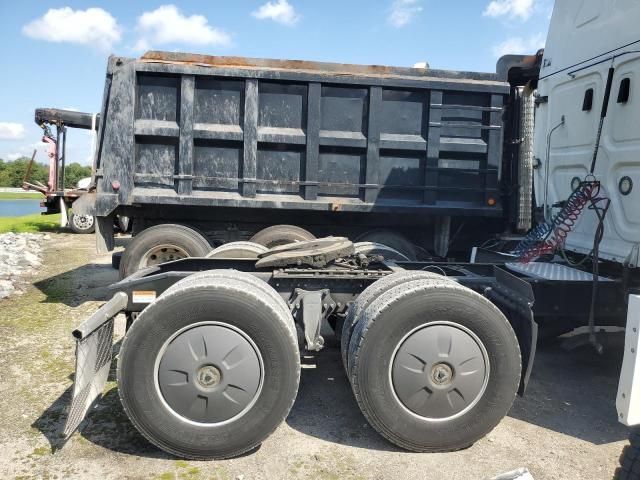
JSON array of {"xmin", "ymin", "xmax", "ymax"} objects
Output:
[
  {"xmin": 0, "ymin": 191, "xmax": 44, "ymax": 200},
  {"xmin": 0, "ymin": 213, "xmax": 61, "ymax": 233}
]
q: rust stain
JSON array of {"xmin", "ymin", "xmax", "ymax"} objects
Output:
[{"xmin": 139, "ymin": 51, "xmax": 505, "ymax": 86}]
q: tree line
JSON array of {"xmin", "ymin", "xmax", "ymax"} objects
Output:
[{"xmin": 0, "ymin": 157, "xmax": 92, "ymax": 189}]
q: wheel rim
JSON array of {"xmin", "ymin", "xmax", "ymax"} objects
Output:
[
  {"xmin": 72, "ymin": 214, "xmax": 94, "ymax": 230},
  {"xmin": 140, "ymin": 244, "xmax": 189, "ymax": 268},
  {"xmin": 155, "ymin": 322, "xmax": 264, "ymax": 425},
  {"xmin": 390, "ymin": 321, "xmax": 489, "ymax": 421}
]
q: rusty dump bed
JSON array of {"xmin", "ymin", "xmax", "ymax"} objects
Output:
[{"xmin": 91, "ymin": 51, "xmax": 508, "ymax": 218}]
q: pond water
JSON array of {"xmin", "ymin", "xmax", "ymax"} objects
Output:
[{"xmin": 0, "ymin": 199, "xmax": 42, "ymax": 217}]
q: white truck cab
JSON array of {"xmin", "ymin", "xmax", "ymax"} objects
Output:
[
  {"xmin": 534, "ymin": 0, "xmax": 640, "ymax": 266},
  {"xmin": 536, "ymin": 1, "xmax": 640, "ymax": 475}
]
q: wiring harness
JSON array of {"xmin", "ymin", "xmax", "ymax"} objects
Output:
[{"xmin": 514, "ymin": 179, "xmax": 609, "ymax": 263}]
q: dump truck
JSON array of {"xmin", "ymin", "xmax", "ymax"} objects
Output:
[
  {"xmin": 58, "ymin": 0, "xmax": 640, "ymax": 472},
  {"xmin": 68, "ymin": 47, "xmax": 519, "ymax": 276}
]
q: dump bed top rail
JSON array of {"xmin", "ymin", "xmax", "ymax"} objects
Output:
[{"xmin": 140, "ymin": 51, "xmax": 504, "ymax": 85}]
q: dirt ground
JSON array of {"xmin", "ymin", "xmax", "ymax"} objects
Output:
[{"xmin": 0, "ymin": 232, "xmax": 631, "ymax": 480}]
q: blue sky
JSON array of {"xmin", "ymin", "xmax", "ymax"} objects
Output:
[{"xmin": 0, "ymin": 0, "xmax": 553, "ymax": 165}]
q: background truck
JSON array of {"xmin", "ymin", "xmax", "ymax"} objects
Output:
[
  {"xmin": 60, "ymin": 0, "xmax": 640, "ymax": 474},
  {"xmin": 23, "ymin": 108, "xmax": 130, "ymax": 234}
]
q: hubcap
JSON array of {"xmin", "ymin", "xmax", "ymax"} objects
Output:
[
  {"xmin": 156, "ymin": 323, "xmax": 263, "ymax": 425},
  {"xmin": 431, "ymin": 362, "xmax": 453, "ymax": 385},
  {"xmin": 141, "ymin": 244, "xmax": 189, "ymax": 267},
  {"xmin": 390, "ymin": 322, "xmax": 489, "ymax": 421},
  {"xmin": 197, "ymin": 365, "xmax": 222, "ymax": 389},
  {"xmin": 73, "ymin": 214, "xmax": 94, "ymax": 230}
]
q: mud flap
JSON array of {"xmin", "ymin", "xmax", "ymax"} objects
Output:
[
  {"xmin": 63, "ymin": 292, "xmax": 128, "ymax": 437},
  {"xmin": 485, "ymin": 267, "xmax": 538, "ymax": 395}
]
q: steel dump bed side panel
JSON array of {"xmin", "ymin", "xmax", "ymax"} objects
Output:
[{"xmin": 94, "ymin": 53, "xmax": 509, "ymax": 218}]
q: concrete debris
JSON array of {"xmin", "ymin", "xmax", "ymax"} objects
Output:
[
  {"xmin": 0, "ymin": 232, "xmax": 47, "ymax": 300},
  {"xmin": 490, "ymin": 468, "xmax": 534, "ymax": 480}
]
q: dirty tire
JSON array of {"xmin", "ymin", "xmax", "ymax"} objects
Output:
[
  {"xmin": 340, "ymin": 271, "xmax": 453, "ymax": 373},
  {"xmin": 250, "ymin": 225, "xmax": 316, "ymax": 248},
  {"xmin": 119, "ymin": 224, "xmax": 211, "ymax": 279},
  {"xmin": 355, "ymin": 229, "xmax": 417, "ymax": 260},
  {"xmin": 616, "ymin": 429, "xmax": 640, "ymax": 480},
  {"xmin": 117, "ymin": 279, "xmax": 300, "ymax": 460},
  {"xmin": 348, "ymin": 280, "xmax": 521, "ymax": 452},
  {"xmin": 206, "ymin": 241, "xmax": 268, "ymax": 259},
  {"xmin": 69, "ymin": 212, "xmax": 95, "ymax": 234},
  {"xmin": 160, "ymin": 269, "xmax": 295, "ymax": 336},
  {"xmin": 111, "ymin": 251, "xmax": 123, "ymax": 270}
]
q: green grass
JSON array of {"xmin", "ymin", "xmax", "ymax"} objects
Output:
[
  {"xmin": 0, "ymin": 213, "xmax": 61, "ymax": 233},
  {"xmin": 0, "ymin": 191, "xmax": 44, "ymax": 200}
]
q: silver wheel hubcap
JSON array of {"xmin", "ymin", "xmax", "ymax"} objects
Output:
[
  {"xmin": 155, "ymin": 322, "xmax": 264, "ymax": 425},
  {"xmin": 73, "ymin": 214, "xmax": 93, "ymax": 230},
  {"xmin": 141, "ymin": 244, "xmax": 189, "ymax": 267},
  {"xmin": 390, "ymin": 322, "xmax": 489, "ymax": 421}
]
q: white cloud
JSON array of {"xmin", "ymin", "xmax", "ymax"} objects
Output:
[
  {"xmin": 252, "ymin": 0, "xmax": 300, "ymax": 26},
  {"xmin": 22, "ymin": 7, "xmax": 121, "ymax": 50},
  {"xmin": 492, "ymin": 33, "xmax": 545, "ymax": 58},
  {"xmin": 134, "ymin": 5, "xmax": 231, "ymax": 51},
  {"xmin": 0, "ymin": 123, "xmax": 26, "ymax": 141},
  {"xmin": 413, "ymin": 61, "xmax": 429, "ymax": 69},
  {"xmin": 3, "ymin": 141, "xmax": 48, "ymax": 161},
  {"xmin": 484, "ymin": 0, "xmax": 536, "ymax": 20},
  {"xmin": 388, "ymin": 0, "xmax": 422, "ymax": 28}
]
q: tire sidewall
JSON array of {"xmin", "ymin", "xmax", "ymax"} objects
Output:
[
  {"xmin": 250, "ymin": 225, "xmax": 315, "ymax": 248},
  {"xmin": 354, "ymin": 286, "xmax": 521, "ymax": 450},
  {"xmin": 118, "ymin": 286, "xmax": 299, "ymax": 459},
  {"xmin": 341, "ymin": 272, "xmax": 452, "ymax": 372}
]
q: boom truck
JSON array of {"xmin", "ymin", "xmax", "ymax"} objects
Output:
[
  {"xmin": 57, "ymin": 0, "xmax": 640, "ymax": 473},
  {"xmin": 23, "ymin": 108, "xmax": 131, "ymax": 234}
]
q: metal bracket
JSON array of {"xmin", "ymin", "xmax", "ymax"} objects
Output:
[{"xmin": 289, "ymin": 288, "xmax": 337, "ymax": 351}]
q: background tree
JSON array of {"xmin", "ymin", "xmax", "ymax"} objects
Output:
[
  {"xmin": 0, "ymin": 157, "xmax": 91, "ymax": 188},
  {"xmin": 63, "ymin": 162, "xmax": 93, "ymax": 188}
]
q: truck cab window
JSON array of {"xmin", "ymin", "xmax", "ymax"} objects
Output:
[
  {"xmin": 582, "ymin": 88, "xmax": 594, "ymax": 111},
  {"xmin": 617, "ymin": 77, "xmax": 631, "ymax": 103}
]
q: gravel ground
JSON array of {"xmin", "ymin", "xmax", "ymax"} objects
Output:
[
  {"xmin": 0, "ymin": 233, "xmax": 630, "ymax": 480},
  {"xmin": 0, "ymin": 232, "xmax": 50, "ymax": 300}
]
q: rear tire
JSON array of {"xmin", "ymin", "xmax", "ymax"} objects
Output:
[
  {"xmin": 69, "ymin": 212, "xmax": 95, "ymax": 234},
  {"xmin": 355, "ymin": 229, "xmax": 417, "ymax": 261},
  {"xmin": 119, "ymin": 224, "xmax": 211, "ymax": 279},
  {"xmin": 250, "ymin": 225, "xmax": 315, "ymax": 248},
  {"xmin": 349, "ymin": 280, "xmax": 521, "ymax": 452},
  {"xmin": 340, "ymin": 271, "xmax": 453, "ymax": 373},
  {"xmin": 117, "ymin": 278, "xmax": 300, "ymax": 459}
]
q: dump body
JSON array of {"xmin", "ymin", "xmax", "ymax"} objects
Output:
[{"xmin": 90, "ymin": 52, "xmax": 509, "ymax": 240}]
